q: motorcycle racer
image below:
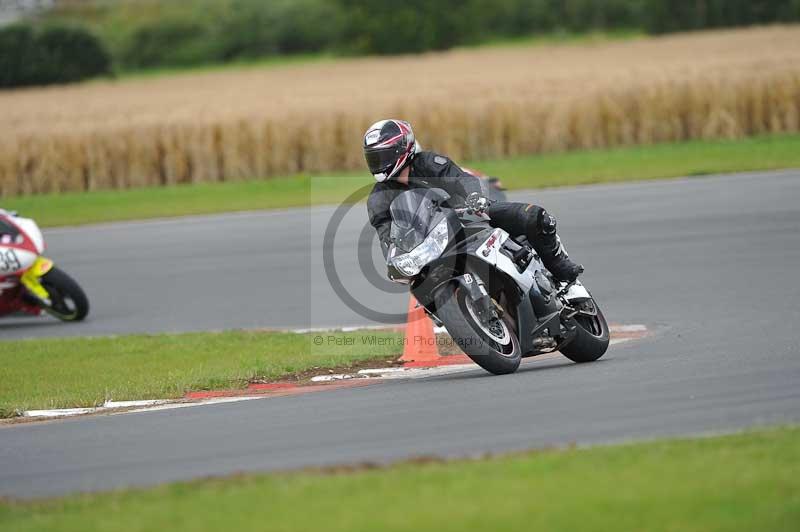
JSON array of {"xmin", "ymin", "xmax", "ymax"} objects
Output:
[{"xmin": 364, "ymin": 119, "xmax": 583, "ymax": 283}]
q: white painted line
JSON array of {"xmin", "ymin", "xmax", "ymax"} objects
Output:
[
  {"xmin": 363, "ymin": 364, "xmax": 479, "ymax": 380},
  {"xmin": 396, "ymin": 365, "xmax": 480, "ymax": 379},
  {"xmin": 103, "ymin": 400, "xmax": 168, "ymax": 408},
  {"xmin": 119, "ymin": 396, "xmax": 264, "ymax": 415},
  {"xmin": 21, "ymin": 396, "xmax": 265, "ymax": 419},
  {"xmin": 24, "ymin": 407, "xmax": 100, "ymax": 418},
  {"xmin": 310, "ymin": 374, "xmax": 359, "ymax": 382},
  {"xmin": 290, "ymin": 324, "xmax": 393, "ymax": 334},
  {"xmin": 358, "ymin": 367, "xmax": 408, "ymax": 375}
]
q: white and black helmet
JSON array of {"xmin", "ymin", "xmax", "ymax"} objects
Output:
[{"xmin": 363, "ymin": 119, "xmax": 417, "ymax": 182}]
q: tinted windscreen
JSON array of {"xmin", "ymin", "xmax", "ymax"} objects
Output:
[
  {"xmin": 389, "ymin": 189, "xmax": 441, "ymax": 252},
  {"xmin": 0, "ymin": 219, "xmax": 19, "ymax": 238}
]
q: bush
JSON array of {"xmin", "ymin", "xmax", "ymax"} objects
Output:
[
  {"xmin": 36, "ymin": 26, "xmax": 113, "ymax": 83},
  {"xmin": 338, "ymin": 0, "xmax": 472, "ymax": 54},
  {"xmin": 219, "ymin": 0, "xmax": 345, "ymax": 59},
  {"xmin": 120, "ymin": 19, "xmax": 222, "ymax": 69},
  {"xmin": 0, "ymin": 24, "xmax": 111, "ymax": 88},
  {"xmin": 336, "ymin": 0, "xmax": 646, "ymax": 54},
  {"xmin": 116, "ymin": 0, "xmax": 345, "ymax": 69},
  {"xmin": 0, "ymin": 25, "xmax": 41, "ymax": 88},
  {"xmin": 643, "ymin": 0, "xmax": 800, "ymax": 34}
]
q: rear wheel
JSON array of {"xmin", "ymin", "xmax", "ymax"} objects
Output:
[
  {"xmin": 39, "ymin": 267, "xmax": 89, "ymax": 322},
  {"xmin": 559, "ymin": 299, "xmax": 609, "ymax": 363},
  {"xmin": 434, "ymin": 283, "xmax": 521, "ymax": 375}
]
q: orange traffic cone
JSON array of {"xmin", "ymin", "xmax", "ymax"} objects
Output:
[{"xmin": 399, "ymin": 295, "xmax": 439, "ymax": 364}]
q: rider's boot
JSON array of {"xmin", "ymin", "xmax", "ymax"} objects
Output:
[
  {"xmin": 538, "ymin": 235, "xmax": 583, "ymax": 283},
  {"xmin": 530, "ymin": 211, "xmax": 583, "ymax": 283}
]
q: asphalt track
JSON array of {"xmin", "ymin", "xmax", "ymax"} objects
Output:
[{"xmin": 2, "ymin": 171, "xmax": 800, "ymax": 498}]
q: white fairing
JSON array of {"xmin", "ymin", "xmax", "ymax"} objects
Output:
[
  {"xmin": 12, "ymin": 217, "xmax": 45, "ymax": 254},
  {"xmin": 474, "ymin": 228, "xmax": 594, "ymax": 301},
  {"xmin": 475, "ymin": 228, "xmax": 536, "ymax": 292},
  {"xmin": 0, "ymin": 246, "xmax": 37, "ymax": 273}
]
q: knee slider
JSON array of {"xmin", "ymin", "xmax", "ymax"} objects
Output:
[{"xmin": 538, "ymin": 209, "xmax": 557, "ymax": 235}]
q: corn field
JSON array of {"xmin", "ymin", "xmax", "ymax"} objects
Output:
[{"xmin": 1, "ymin": 26, "xmax": 799, "ymax": 197}]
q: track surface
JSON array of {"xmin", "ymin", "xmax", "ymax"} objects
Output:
[{"xmin": 2, "ymin": 171, "xmax": 800, "ymax": 498}]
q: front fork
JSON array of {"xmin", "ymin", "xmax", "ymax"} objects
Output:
[
  {"xmin": 20, "ymin": 257, "xmax": 54, "ymax": 306},
  {"xmin": 429, "ymin": 273, "xmax": 498, "ymax": 325}
]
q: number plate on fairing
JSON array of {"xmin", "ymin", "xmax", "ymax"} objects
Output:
[{"xmin": 0, "ymin": 246, "xmax": 35, "ymax": 274}]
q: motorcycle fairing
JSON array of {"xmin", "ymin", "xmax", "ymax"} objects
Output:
[
  {"xmin": 0, "ymin": 215, "xmax": 45, "ymax": 276},
  {"xmin": 0, "ymin": 215, "xmax": 44, "ymax": 255},
  {"xmin": 11, "ymin": 217, "xmax": 46, "ymax": 254},
  {"xmin": 0, "ymin": 245, "xmax": 37, "ymax": 275},
  {"xmin": 0, "ymin": 214, "xmax": 53, "ymax": 315},
  {"xmin": 471, "ymin": 228, "xmax": 538, "ymax": 293}
]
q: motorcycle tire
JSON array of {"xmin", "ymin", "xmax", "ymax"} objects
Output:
[
  {"xmin": 40, "ymin": 267, "xmax": 90, "ymax": 322},
  {"xmin": 434, "ymin": 283, "xmax": 521, "ymax": 375},
  {"xmin": 559, "ymin": 300, "xmax": 609, "ymax": 363}
]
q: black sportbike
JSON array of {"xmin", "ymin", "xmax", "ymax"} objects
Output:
[{"xmin": 386, "ymin": 188, "xmax": 609, "ymax": 375}]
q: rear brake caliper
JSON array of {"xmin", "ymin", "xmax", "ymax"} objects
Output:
[{"xmin": 20, "ymin": 257, "xmax": 54, "ymax": 305}]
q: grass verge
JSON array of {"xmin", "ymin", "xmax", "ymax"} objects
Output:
[
  {"xmin": 4, "ymin": 134, "xmax": 800, "ymax": 228},
  {"xmin": 0, "ymin": 329, "xmax": 402, "ymax": 416},
  {"xmin": 1, "ymin": 426, "xmax": 798, "ymax": 531}
]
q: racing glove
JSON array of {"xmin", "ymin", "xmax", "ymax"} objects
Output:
[{"xmin": 464, "ymin": 192, "xmax": 492, "ymax": 214}]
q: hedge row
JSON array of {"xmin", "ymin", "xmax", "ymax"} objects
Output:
[
  {"xmin": 5, "ymin": 0, "xmax": 800, "ymax": 86},
  {"xmin": 68, "ymin": 0, "xmax": 800, "ymax": 64},
  {"xmin": 0, "ymin": 24, "xmax": 111, "ymax": 88},
  {"xmin": 645, "ymin": 0, "xmax": 800, "ymax": 33},
  {"xmin": 341, "ymin": 0, "xmax": 800, "ymax": 52},
  {"xmin": 118, "ymin": 0, "xmax": 344, "ymax": 69}
]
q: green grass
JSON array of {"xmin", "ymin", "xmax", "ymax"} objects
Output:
[
  {"xmin": 477, "ymin": 133, "xmax": 800, "ymax": 188},
  {"xmin": 1, "ymin": 426, "xmax": 797, "ymax": 531},
  {"xmin": 5, "ymin": 134, "xmax": 799, "ymax": 228},
  {"xmin": 0, "ymin": 329, "xmax": 402, "ymax": 416}
]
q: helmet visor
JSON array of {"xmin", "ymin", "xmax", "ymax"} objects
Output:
[{"xmin": 365, "ymin": 146, "xmax": 399, "ymax": 176}]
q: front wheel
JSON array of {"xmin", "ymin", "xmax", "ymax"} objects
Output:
[
  {"xmin": 39, "ymin": 267, "xmax": 90, "ymax": 322},
  {"xmin": 434, "ymin": 283, "xmax": 521, "ymax": 375},
  {"xmin": 559, "ymin": 299, "xmax": 609, "ymax": 363}
]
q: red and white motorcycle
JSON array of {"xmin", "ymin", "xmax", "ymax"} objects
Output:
[{"xmin": 0, "ymin": 210, "xmax": 89, "ymax": 322}]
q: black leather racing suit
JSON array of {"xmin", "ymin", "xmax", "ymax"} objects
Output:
[{"xmin": 367, "ymin": 151, "xmax": 580, "ymax": 281}]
